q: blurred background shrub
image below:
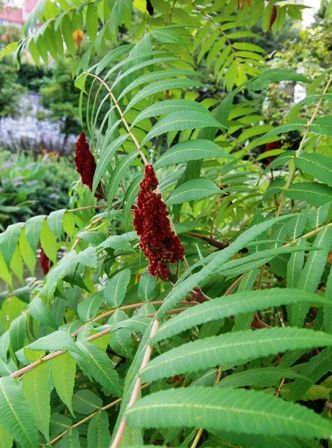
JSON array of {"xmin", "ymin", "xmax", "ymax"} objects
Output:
[{"xmin": 0, "ymin": 149, "xmax": 77, "ymax": 229}]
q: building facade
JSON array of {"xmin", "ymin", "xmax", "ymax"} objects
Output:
[{"xmin": 0, "ymin": 0, "xmax": 38, "ymax": 27}]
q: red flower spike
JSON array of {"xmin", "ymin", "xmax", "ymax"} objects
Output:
[
  {"xmin": 269, "ymin": 5, "xmax": 278, "ymax": 29},
  {"xmin": 40, "ymin": 248, "xmax": 51, "ymax": 275},
  {"xmin": 75, "ymin": 132, "xmax": 96, "ymax": 191},
  {"xmin": 133, "ymin": 165, "xmax": 184, "ymax": 280}
]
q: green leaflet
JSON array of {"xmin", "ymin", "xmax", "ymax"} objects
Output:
[
  {"xmin": 58, "ymin": 428, "xmax": 80, "ymax": 448},
  {"xmin": 153, "ymin": 288, "xmax": 330, "ymax": 343},
  {"xmin": 142, "ymin": 111, "xmax": 222, "ymax": 145},
  {"xmin": 112, "ymin": 55, "xmax": 180, "ymax": 91},
  {"xmin": 287, "ymin": 245, "xmax": 305, "ymax": 288},
  {"xmin": 73, "ymin": 341, "xmax": 122, "ymax": 396},
  {"xmin": 124, "ymin": 79, "xmax": 202, "ymax": 112},
  {"xmin": 41, "ymin": 247, "xmax": 97, "ymax": 298},
  {"xmin": 72, "ymin": 389, "xmax": 102, "ymax": 415},
  {"xmin": 157, "ymin": 214, "xmax": 293, "ymax": 317},
  {"xmin": 51, "ymin": 353, "xmax": 76, "ymax": 416},
  {"xmin": 109, "ymin": 310, "xmax": 134, "ymax": 359},
  {"xmin": 29, "ymin": 297, "xmax": 58, "ymax": 328},
  {"xmin": 323, "ymin": 266, "xmax": 332, "ymax": 333},
  {"xmin": 0, "ymin": 377, "xmax": 38, "ymax": 448},
  {"xmin": 22, "ymin": 363, "xmax": 50, "ymax": 441},
  {"xmin": 78, "ymin": 291, "xmax": 105, "ymax": 321},
  {"xmin": 283, "ymin": 348, "xmax": 332, "ymax": 401},
  {"xmin": 295, "ymin": 153, "xmax": 332, "ymax": 187},
  {"xmin": 286, "ymin": 182, "xmax": 332, "ymax": 206},
  {"xmin": 218, "ymin": 367, "xmax": 307, "ymax": 389},
  {"xmin": 25, "ymin": 215, "xmax": 45, "ymax": 252},
  {"xmin": 40, "ymin": 219, "xmax": 58, "ymax": 263},
  {"xmin": 289, "ymin": 227, "xmax": 332, "ymax": 327},
  {"xmin": 28, "ymin": 330, "xmax": 78, "ymax": 353},
  {"xmin": 215, "ymin": 245, "xmax": 309, "ymax": 278},
  {"xmin": 126, "ymin": 387, "xmax": 332, "ymax": 439},
  {"xmin": 48, "ymin": 209, "xmax": 66, "ymax": 240},
  {"xmin": 154, "ymin": 139, "xmax": 231, "ymax": 169},
  {"xmin": 232, "ymin": 269, "xmax": 259, "ymax": 331},
  {"xmin": 132, "ymin": 99, "xmax": 207, "ymax": 125},
  {"xmin": 92, "ymin": 134, "xmax": 128, "ymax": 193},
  {"xmin": 215, "ymin": 430, "xmax": 320, "ymax": 448},
  {"xmin": 107, "ymin": 152, "xmax": 137, "ymax": 207},
  {"xmin": 0, "ymin": 254, "xmax": 12, "ymax": 286},
  {"xmin": 167, "ymin": 178, "xmax": 220, "ymax": 205},
  {"xmin": 118, "ymin": 69, "xmax": 198, "ymax": 101},
  {"xmin": 142, "ymin": 327, "xmax": 332, "ymax": 382},
  {"xmin": 0, "ymin": 425, "xmax": 13, "ymax": 448},
  {"xmin": 9, "ymin": 313, "xmax": 26, "ymax": 353},
  {"xmin": 18, "ymin": 230, "xmax": 36, "ymax": 275},
  {"xmin": 104, "ymin": 268, "xmax": 131, "ymax": 307},
  {"xmin": 138, "ymin": 272, "xmax": 156, "ymax": 301},
  {"xmin": 249, "ymin": 69, "xmax": 309, "ymax": 91},
  {"xmin": 0, "ymin": 223, "xmax": 24, "ymax": 267},
  {"xmin": 87, "ymin": 410, "xmax": 110, "ymax": 448},
  {"xmin": 86, "ymin": 4, "xmax": 98, "ymax": 41}
]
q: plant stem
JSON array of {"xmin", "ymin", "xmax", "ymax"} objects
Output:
[
  {"xmin": 84, "ymin": 72, "xmax": 149, "ymax": 165},
  {"xmin": 11, "ymin": 302, "xmax": 195, "ymax": 380},
  {"xmin": 111, "ymin": 319, "xmax": 160, "ymax": 448},
  {"xmin": 67, "ymin": 204, "xmax": 107, "ymax": 213},
  {"xmin": 48, "ymin": 397, "xmax": 122, "ymax": 446}
]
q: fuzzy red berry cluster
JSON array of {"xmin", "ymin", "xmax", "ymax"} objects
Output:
[
  {"xmin": 75, "ymin": 132, "xmax": 96, "ymax": 191},
  {"xmin": 133, "ymin": 165, "xmax": 184, "ymax": 280},
  {"xmin": 39, "ymin": 248, "xmax": 51, "ymax": 275}
]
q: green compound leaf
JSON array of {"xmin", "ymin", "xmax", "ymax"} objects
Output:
[
  {"xmin": 142, "ymin": 111, "xmax": 222, "ymax": 145},
  {"xmin": 73, "ymin": 341, "xmax": 122, "ymax": 396},
  {"xmin": 104, "ymin": 268, "xmax": 131, "ymax": 307},
  {"xmin": 167, "ymin": 179, "xmax": 220, "ymax": 205},
  {"xmin": 0, "ymin": 377, "xmax": 38, "ymax": 448},
  {"xmin": 51, "ymin": 353, "xmax": 76, "ymax": 416},
  {"xmin": 127, "ymin": 387, "xmax": 332, "ymax": 439},
  {"xmin": 87, "ymin": 410, "xmax": 111, "ymax": 448},
  {"xmin": 155, "ymin": 139, "xmax": 232, "ymax": 169},
  {"xmin": 142, "ymin": 327, "xmax": 332, "ymax": 383},
  {"xmin": 22, "ymin": 363, "xmax": 50, "ymax": 441},
  {"xmin": 295, "ymin": 153, "xmax": 332, "ymax": 187},
  {"xmin": 153, "ymin": 288, "xmax": 330, "ymax": 343}
]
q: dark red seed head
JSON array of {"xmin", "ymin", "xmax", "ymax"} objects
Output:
[
  {"xmin": 133, "ymin": 164, "xmax": 184, "ymax": 280},
  {"xmin": 75, "ymin": 132, "xmax": 96, "ymax": 191}
]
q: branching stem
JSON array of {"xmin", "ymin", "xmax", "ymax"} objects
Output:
[
  {"xmin": 111, "ymin": 319, "xmax": 160, "ymax": 448},
  {"xmin": 84, "ymin": 72, "xmax": 149, "ymax": 165}
]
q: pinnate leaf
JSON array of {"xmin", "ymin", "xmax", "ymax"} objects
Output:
[
  {"xmin": 0, "ymin": 377, "xmax": 38, "ymax": 448},
  {"xmin": 104, "ymin": 269, "xmax": 131, "ymax": 307},
  {"xmin": 155, "ymin": 139, "xmax": 231, "ymax": 168},
  {"xmin": 143, "ymin": 327, "xmax": 332, "ymax": 382},
  {"xmin": 127, "ymin": 387, "xmax": 332, "ymax": 439},
  {"xmin": 22, "ymin": 363, "xmax": 50, "ymax": 441},
  {"xmin": 153, "ymin": 288, "xmax": 330, "ymax": 343},
  {"xmin": 51, "ymin": 353, "xmax": 76, "ymax": 415},
  {"xmin": 167, "ymin": 179, "xmax": 220, "ymax": 205},
  {"xmin": 87, "ymin": 410, "xmax": 110, "ymax": 448}
]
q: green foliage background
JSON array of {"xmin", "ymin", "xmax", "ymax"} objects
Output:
[{"xmin": 0, "ymin": 0, "xmax": 332, "ymax": 447}]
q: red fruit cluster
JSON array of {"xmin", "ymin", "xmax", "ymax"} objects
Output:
[
  {"xmin": 133, "ymin": 165, "xmax": 184, "ymax": 280},
  {"xmin": 40, "ymin": 248, "xmax": 51, "ymax": 275},
  {"xmin": 75, "ymin": 132, "xmax": 96, "ymax": 191}
]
